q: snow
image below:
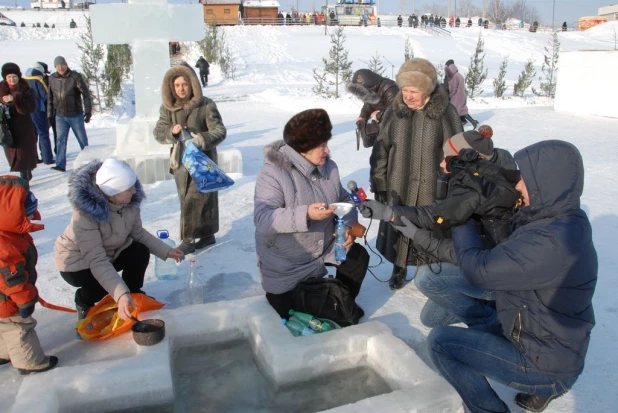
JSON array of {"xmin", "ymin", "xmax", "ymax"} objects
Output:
[{"xmin": 1, "ymin": 13, "xmax": 618, "ymax": 412}]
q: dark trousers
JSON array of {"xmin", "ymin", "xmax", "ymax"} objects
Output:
[
  {"xmin": 199, "ymin": 71, "xmax": 208, "ymax": 86},
  {"xmin": 460, "ymin": 114, "xmax": 477, "ymax": 125},
  {"xmin": 60, "ymin": 242, "xmax": 150, "ymax": 307},
  {"xmin": 266, "ymin": 243, "xmax": 370, "ymax": 319}
]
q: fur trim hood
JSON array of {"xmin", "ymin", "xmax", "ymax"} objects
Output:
[
  {"xmin": 161, "ymin": 64, "xmax": 203, "ymax": 112},
  {"xmin": 392, "ymin": 84, "xmax": 450, "ymax": 120},
  {"xmin": 68, "ymin": 161, "xmax": 145, "ymax": 224},
  {"xmin": 263, "ymin": 140, "xmax": 293, "ymax": 172},
  {"xmin": 346, "ymin": 82, "xmax": 381, "ymax": 105}
]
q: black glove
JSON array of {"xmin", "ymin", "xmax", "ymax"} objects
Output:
[
  {"xmin": 359, "ymin": 199, "xmax": 393, "ymax": 222},
  {"xmin": 19, "ymin": 304, "xmax": 35, "ymax": 318},
  {"xmin": 392, "ymin": 216, "xmax": 419, "ymax": 239},
  {"xmin": 84, "ymin": 112, "xmax": 91, "ymax": 123}
]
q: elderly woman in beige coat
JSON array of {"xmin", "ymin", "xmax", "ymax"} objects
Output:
[
  {"xmin": 55, "ymin": 159, "xmax": 184, "ymax": 320},
  {"xmin": 154, "ymin": 64, "xmax": 227, "ymax": 254}
]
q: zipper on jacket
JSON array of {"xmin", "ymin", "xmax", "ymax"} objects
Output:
[{"xmin": 514, "ymin": 312, "xmax": 522, "ymax": 343}]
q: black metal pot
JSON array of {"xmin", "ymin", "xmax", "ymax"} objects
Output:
[{"xmin": 131, "ymin": 318, "xmax": 165, "ymax": 346}]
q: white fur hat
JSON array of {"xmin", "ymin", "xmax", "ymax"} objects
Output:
[{"xmin": 95, "ymin": 159, "xmax": 137, "ymax": 196}]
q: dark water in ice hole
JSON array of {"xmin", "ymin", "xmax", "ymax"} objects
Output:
[{"xmin": 109, "ymin": 339, "xmax": 392, "ymax": 413}]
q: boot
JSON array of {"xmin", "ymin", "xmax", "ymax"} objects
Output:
[
  {"xmin": 178, "ymin": 239, "xmax": 196, "ymax": 255},
  {"xmin": 76, "ymin": 304, "xmax": 92, "ymax": 320},
  {"xmin": 515, "ymin": 392, "xmax": 565, "ymax": 412},
  {"xmin": 0, "ymin": 358, "xmax": 10, "ymax": 366},
  {"xmin": 389, "ymin": 265, "xmax": 407, "ymax": 290},
  {"xmin": 18, "ymin": 355, "xmax": 59, "ymax": 375},
  {"xmin": 195, "ymin": 235, "xmax": 216, "ymax": 249}
]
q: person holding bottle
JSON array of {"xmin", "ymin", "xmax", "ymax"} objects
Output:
[
  {"xmin": 254, "ymin": 109, "xmax": 369, "ymax": 319},
  {"xmin": 54, "ymin": 159, "xmax": 184, "ymax": 320}
]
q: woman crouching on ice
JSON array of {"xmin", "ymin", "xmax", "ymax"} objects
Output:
[{"xmin": 55, "ymin": 159, "xmax": 184, "ymax": 320}]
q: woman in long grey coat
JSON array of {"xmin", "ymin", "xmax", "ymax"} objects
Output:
[
  {"xmin": 445, "ymin": 61, "xmax": 478, "ymax": 129},
  {"xmin": 370, "ymin": 58, "xmax": 463, "ymax": 290},
  {"xmin": 254, "ymin": 109, "xmax": 369, "ymax": 319},
  {"xmin": 154, "ymin": 64, "xmax": 227, "ymax": 254}
]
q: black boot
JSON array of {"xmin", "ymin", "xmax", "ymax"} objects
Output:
[
  {"xmin": 195, "ymin": 235, "xmax": 216, "ymax": 249},
  {"xmin": 515, "ymin": 392, "xmax": 565, "ymax": 412},
  {"xmin": 18, "ymin": 356, "xmax": 59, "ymax": 375},
  {"xmin": 389, "ymin": 265, "xmax": 407, "ymax": 290},
  {"xmin": 76, "ymin": 304, "xmax": 92, "ymax": 320}
]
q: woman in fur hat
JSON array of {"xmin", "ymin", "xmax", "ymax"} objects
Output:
[
  {"xmin": 55, "ymin": 159, "xmax": 184, "ymax": 320},
  {"xmin": 370, "ymin": 58, "xmax": 463, "ymax": 290},
  {"xmin": 154, "ymin": 64, "xmax": 227, "ymax": 254},
  {"xmin": 254, "ymin": 109, "xmax": 369, "ymax": 319},
  {"xmin": 1, "ymin": 63, "xmax": 38, "ymax": 181},
  {"xmin": 347, "ymin": 69, "xmax": 399, "ymax": 129}
]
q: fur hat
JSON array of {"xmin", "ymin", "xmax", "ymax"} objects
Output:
[
  {"xmin": 95, "ymin": 159, "xmax": 138, "ymax": 196},
  {"xmin": 395, "ymin": 58, "xmax": 437, "ymax": 95},
  {"xmin": 283, "ymin": 109, "xmax": 332, "ymax": 153},
  {"xmin": 161, "ymin": 64, "xmax": 202, "ymax": 112},
  {"xmin": 1, "ymin": 63, "xmax": 22, "ymax": 80},
  {"xmin": 443, "ymin": 128, "xmax": 494, "ymax": 159}
]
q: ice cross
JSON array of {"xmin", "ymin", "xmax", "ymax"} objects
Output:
[{"xmin": 89, "ymin": 0, "xmax": 204, "ymax": 155}]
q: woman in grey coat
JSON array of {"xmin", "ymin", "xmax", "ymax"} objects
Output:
[
  {"xmin": 445, "ymin": 61, "xmax": 478, "ymax": 129},
  {"xmin": 154, "ymin": 64, "xmax": 227, "ymax": 254},
  {"xmin": 254, "ymin": 109, "xmax": 369, "ymax": 319},
  {"xmin": 370, "ymin": 58, "xmax": 463, "ymax": 290}
]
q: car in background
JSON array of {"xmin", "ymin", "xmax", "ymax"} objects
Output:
[{"xmin": 0, "ymin": 12, "xmax": 17, "ymax": 26}]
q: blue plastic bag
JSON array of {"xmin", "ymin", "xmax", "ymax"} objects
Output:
[{"xmin": 182, "ymin": 140, "xmax": 234, "ymax": 193}]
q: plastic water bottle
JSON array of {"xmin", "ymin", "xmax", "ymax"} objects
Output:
[
  {"xmin": 334, "ymin": 217, "xmax": 347, "ymax": 264},
  {"xmin": 186, "ymin": 259, "xmax": 203, "ymax": 305},
  {"xmin": 281, "ymin": 318, "xmax": 316, "ymax": 337},
  {"xmin": 154, "ymin": 230, "xmax": 178, "ymax": 280},
  {"xmin": 288, "ymin": 310, "xmax": 333, "ymax": 332}
]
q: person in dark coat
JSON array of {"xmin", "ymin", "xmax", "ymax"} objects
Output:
[
  {"xmin": 0, "ymin": 63, "xmax": 38, "ymax": 182},
  {"xmin": 20, "ymin": 22, "xmax": 25, "ymax": 27},
  {"xmin": 478, "ymin": 17, "xmax": 483, "ymax": 26},
  {"xmin": 455, "ymin": 17, "xmax": 460, "ymax": 27},
  {"xmin": 23, "ymin": 63, "xmax": 54, "ymax": 165},
  {"xmin": 467, "ymin": 18, "xmax": 472, "ymax": 27},
  {"xmin": 154, "ymin": 64, "xmax": 227, "ymax": 254},
  {"xmin": 195, "ymin": 56, "xmax": 210, "ymax": 87},
  {"xmin": 428, "ymin": 140, "xmax": 597, "ymax": 413},
  {"xmin": 69, "ymin": 19, "xmax": 77, "ymax": 29},
  {"xmin": 347, "ymin": 69, "xmax": 399, "ymax": 126},
  {"xmin": 408, "ymin": 15, "xmax": 413, "ymax": 27},
  {"xmin": 562, "ymin": 21, "xmax": 568, "ymax": 31},
  {"xmin": 397, "ymin": 15, "xmax": 403, "ymax": 27},
  {"xmin": 369, "ymin": 58, "xmax": 463, "ymax": 289}
]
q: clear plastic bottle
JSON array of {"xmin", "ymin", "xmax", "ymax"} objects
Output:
[
  {"xmin": 154, "ymin": 230, "xmax": 178, "ymax": 280},
  {"xmin": 186, "ymin": 259, "xmax": 203, "ymax": 305},
  {"xmin": 281, "ymin": 318, "xmax": 316, "ymax": 336},
  {"xmin": 334, "ymin": 217, "xmax": 347, "ymax": 264}
]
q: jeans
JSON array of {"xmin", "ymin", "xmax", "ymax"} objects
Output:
[
  {"xmin": 428, "ymin": 326, "xmax": 578, "ymax": 413},
  {"xmin": 415, "ymin": 263, "xmax": 497, "ymax": 331},
  {"xmin": 30, "ymin": 110, "xmax": 53, "ymax": 164},
  {"xmin": 56, "ymin": 114, "xmax": 89, "ymax": 169}
]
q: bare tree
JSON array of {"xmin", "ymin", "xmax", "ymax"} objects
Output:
[
  {"xmin": 458, "ymin": 0, "xmax": 481, "ymax": 18},
  {"xmin": 486, "ymin": 0, "xmax": 511, "ymax": 23},
  {"xmin": 427, "ymin": 2, "xmax": 447, "ymax": 17},
  {"xmin": 510, "ymin": 0, "xmax": 540, "ymax": 24}
]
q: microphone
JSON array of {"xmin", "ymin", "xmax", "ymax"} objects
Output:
[{"xmin": 346, "ymin": 181, "xmax": 367, "ymax": 206}]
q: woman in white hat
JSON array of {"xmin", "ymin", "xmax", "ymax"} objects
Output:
[{"xmin": 55, "ymin": 159, "xmax": 184, "ymax": 320}]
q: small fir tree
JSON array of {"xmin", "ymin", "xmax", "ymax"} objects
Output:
[
  {"xmin": 513, "ymin": 58, "xmax": 536, "ymax": 97},
  {"xmin": 493, "ymin": 56, "xmax": 509, "ymax": 98},
  {"xmin": 219, "ymin": 33, "xmax": 236, "ymax": 80},
  {"xmin": 533, "ymin": 31, "xmax": 560, "ymax": 98},
  {"xmin": 368, "ymin": 51, "xmax": 385, "ymax": 76},
  {"xmin": 77, "ymin": 16, "xmax": 104, "ymax": 112},
  {"xmin": 435, "ymin": 61, "xmax": 445, "ymax": 85},
  {"xmin": 404, "ymin": 37, "xmax": 414, "ymax": 60},
  {"xmin": 198, "ymin": 21, "xmax": 220, "ymax": 63},
  {"xmin": 465, "ymin": 34, "xmax": 488, "ymax": 99},
  {"xmin": 102, "ymin": 44, "xmax": 132, "ymax": 108},
  {"xmin": 312, "ymin": 26, "xmax": 353, "ymax": 99}
]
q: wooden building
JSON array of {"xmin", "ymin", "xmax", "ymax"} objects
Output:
[
  {"xmin": 243, "ymin": 0, "xmax": 280, "ymax": 22},
  {"xmin": 201, "ymin": 0, "xmax": 241, "ymax": 25}
]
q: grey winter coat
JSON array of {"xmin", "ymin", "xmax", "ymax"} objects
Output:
[
  {"xmin": 54, "ymin": 161, "xmax": 173, "ymax": 302},
  {"xmin": 154, "ymin": 65, "xmax": 227, "ymax": 240},
  {"xmin": 255, "ymin": 141, "xmax": 358, "ymax": 295},
  {"xmin": 446, "ymin": 64, "xmax": 468, "ymax": 116},
  {"xmin": 370, "ymin": 86, "xmax": 463, "ymax": 267}
]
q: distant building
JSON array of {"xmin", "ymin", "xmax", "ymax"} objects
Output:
[
  {"xmin": 243, "ymin": 0, "xmax": 280, "ymax": 23},
  {"xmin": 599, "ymin": 5, "xmax": 618, "ymax": 21},
  {"xmin": 201, "ymin": 0, "xmax": 241, "ymax": 25}
]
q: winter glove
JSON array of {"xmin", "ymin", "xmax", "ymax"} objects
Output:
[
  {"xmin": 392, "ymin": 216, "xmax": 419, "ymax": 239},
  {"xmin": 359, "ymin": 199, "xmax": 393, "ymax": 222},
  {"xmin": 84, "ymin": 112, "xmax": 91, "ymax": 123},
  {"xmin": 19, "ymin": 304, "xmax": 35, "ymax": 319}
]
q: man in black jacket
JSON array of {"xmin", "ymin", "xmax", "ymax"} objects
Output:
[
  {"xmin": 428, "ymin": 140, "xmax": 597, "ymax": 412},
  {"xmin": 47, "ymin": 56, "xmax": 91, "ymax": 172},
  {"xmin": 195, "ymin": 56, "xmax": 210, "ymax": 87}
]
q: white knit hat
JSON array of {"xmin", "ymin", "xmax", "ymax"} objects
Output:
[{"xmin": 95, "ymin": 159, "xmax": 137, "ymax": 196}]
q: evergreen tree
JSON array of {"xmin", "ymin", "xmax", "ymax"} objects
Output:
[
  {"xmin": 77, "ymin": 16, "xmax": 104, "ymax": 112},
  {"xmin": 513, "ymin": 58, "xmax": 536, "ymax": 97},
  {"xmin": 369, "ymin": 51, "xmax": 385, "ymax": 76},
  {"xmin": 198, "ymin": 21, "xmax": 220, "ymax": 64},
  {"xmin": 465, "ymin": 34, "xmax": 488, "ymax": 99},
  {"xmin": 312, "ymin": 26, "xmax": 353, "ymax": 99},
  {"xmin": 493, "ymin": 56, "xmax": 508, "ymax": 98},
  {"xmin": 434, "ymin": 61, "xmax": 445, "ymax": 85},
  {"xmin": 533, "ymin": 31, "xmax": 560, "ymax": 98},
  {"xmin": 219, "ymin": 31, "xmax": 236, "ymax": 80},
  {"xmin": 102, "ymin": 44, "xmax": 132, "ymax": 109},
  {"xmin": 404, "ymin": 37, "xmax": 414, "ymax": 61}
]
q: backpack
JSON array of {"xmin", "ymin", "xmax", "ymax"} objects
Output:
[{"xmin": 292, "ymin": 278, "xmax": 362, "ymax": 327}]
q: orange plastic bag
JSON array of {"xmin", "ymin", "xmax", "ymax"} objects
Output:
[{"xmin": 75, "ymin": 293, "xmax": 165, "ymax": 340}]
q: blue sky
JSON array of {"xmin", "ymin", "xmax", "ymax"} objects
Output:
[{"xmin": 0, "ymin": 1, "xmax": 612, "ymax": 25}]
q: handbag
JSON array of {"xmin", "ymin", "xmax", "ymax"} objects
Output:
[
  {"xmin": 0, "ymin": 104, "xmax": 14, "ymax": 148},
  {"xmin": 355, "ymin": 120, "xmax": 380, "ymax": 150}
]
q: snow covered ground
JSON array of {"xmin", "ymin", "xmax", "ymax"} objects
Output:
[{"xmin": 1, "ymin": 16, "xmax": 618, "ymax": 412}]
